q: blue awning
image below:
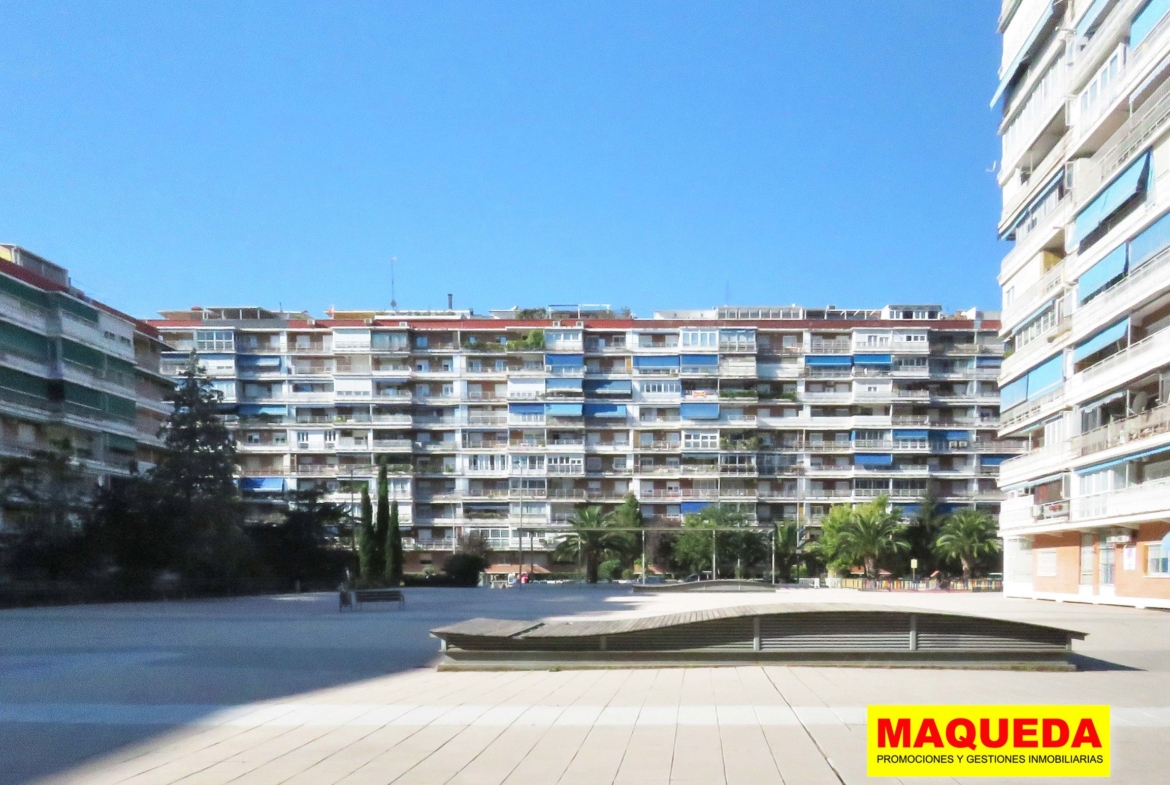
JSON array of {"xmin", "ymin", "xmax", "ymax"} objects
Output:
[
  {"xmin": 1027, "ymin": 353, "xmax": 1064, "ymax": 399},
  {"xmin": 900, "ymin": 504, "xmax": 922, "ymax": 516},
  {"xmin": 943, "ymin": 430, "xmax": 972, "ymax": 441},
  {"xmin": 1076, "ymin": 0, "xmax": 1110, "ymax": 37},
  {"xmin": 990, "ymin": 0, "xmax": 1056, "ymax": 106},
  {"xmin": 584, "ymin": 379, "xmax": 632, "ymax": 395},
  {"xmin": 238, "ymin": 405, "xmax": 287, "ymax": 416},
  {"xmin": 976, "ymin": 356, "xmax": 1002, "ymax": 367},
  {"xmin": 893, "ymin": 429, "xmax": 929, "ymax": 439},
  {"xmin": 1075, "ymin": 442, "xmax": 1170, "ymax": 474},
  {"xmin": 1071, "ymin": 152, "xmax": 1151, "ymax": 248},
  {"xmin": 633, "ymin": 355, "xmax": 680, "ymax": 369},
  {"xmin": 509, "ymin": 403, "xmax": 545, "ymax": 415},
  {"xmin": 582, "ymin": 403, "xmax": 627, "ymax": 418},
  {"xmin": 1132, "ymin": 0, "xmax": 1170, "ymax": 49},
  {"xmin": 680, "ymin": 402, "xmax": 720, "ymax": 420},
  {"xmin": 981, "ymin": 455, "xmax": 1012, "ymax": 466},
  {"xmin": 681, "ymin": 501, "xmax": 712, "ymax": 514},
  {"xmin": 1001, "ymin": 375, "xmax": 1028, "ymax": 410},
  {"xmin": 853, "ymin": 354, "xmax": 892, "ymax": 365},
  {"xmin": 546, "ymin": 403, "xmax": 583, "ymax": 417},
  {"xmin": 241, "ymin": 477, "xmax": 285, "ymax": 492},
  {"xmin": 1078, "ymin": 244, "xmax": 1128, "ymax": 303},
  {"xmin": 680, "ymin": 354, "xmax": 719, "ymax": 366},
  {"xmin": 546, "ymin": 377, "xmax": 583, "ymax": 390},
  {"xmin": 805, "ymin": 355, "xmax": 852, "ymax": 366},
  {"xmin": 238, "ymin": 355, "xmax": 281, "ymax": 368},
  {"xmin": 1129, "ymin": 209, "xmax": 1170, "ymax": 269},
  {"xmin": 1002, "ymin": 172, "xmax": 1064, "ymax": 240},
  {"xmin": 545, "ymin": 353, "xmax": 584, "ymax": 367},
  {"xmin": 855, "ymin": 454, "xmax": 894, "ymax": 466},
  {"xmin": 1074, "ymin": 318, "xmax": 1129, "ymax": 363}
]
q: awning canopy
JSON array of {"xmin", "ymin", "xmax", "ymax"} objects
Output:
[
  {"xmin": 239, "ymin": 404, "xmax": 287, "ymax": 416},
  {"xmin": 545, "ymin": 353, "xmax": 584, "ymax": 367},
  {"xmin": 509, "ymin": 403, "xmax": 545, "ymax": 415},
  {"xmin": 584, "ymin": 379, "xmax": 632, "ymax": 395},
  {"xmin": 805, "ymin": 355, "xmax": 852, "ymax": 366},
  {"xmin": 680, "ymin": 402, "xmax": 721, "ymax": 420},
  {"xmin": 681, "ymin": 501, "xmax": 712, "ymax": 514},
  {"xmin": 633, "ymin": 355, "xmax": 680, "ymax": 369},
  {"xmin": 1129, "ymin": 209, "xmax": 1170, "ymax": 269},
  {"xmin": 990, "ymin": 0, "xmax": 1056, "ymax": 106},
  {"xmin": 583, "ymin": 403, "xmax": 627, "ymax": 418},
  {"xmin": 680, "ymin": 354, "xmax": 719, "ymax": 366},
  {"xmin": 1075, "ymin": 0, "xmax": 1110, "ymax": 37},
  {"xmin": 853, "ymin": 354, "xmax": 892, "ymax": 365},
  {"xmin": 1074, "ymin": 317, "xmax": 1129, "ymax": 363},
  {"xmin": 893, "ymin": 429, "xmax": 929, "ymax": 439},
  {"xmin": 545, "ymin": 403, "xmax": 582, "ymax": 417},
  {"xmin": 1132, "ymin": 0, "xmax": 1170, "ymax": 49},
  {"xmin": 238, "ymin": 355, "xmax": 282, "ymax": 368},
  {"xmin": 981, "ymin": 455, "xmax": 1013, "ymax": 466},
  {"xmin": 1077, "ymin": 244, "xmax": 1128, "ymax": 303},
  {"xmin": 1076, "ymin": 443, "xmax": 1170, "ymax": 474},
  {"xmin": 942, "ymin": 430, "xmax": 972, "ymax": 441},
  {"xmin": 855, "ymin": 454, "xmax": 894, "ymax": 466},
  {"xmin": 1071, "ymin": 152, "xmax": 1151, "ymax": 248},
  {"xmin": 241, "ymin": 478, "xmax": 286, "ymax": 492}
]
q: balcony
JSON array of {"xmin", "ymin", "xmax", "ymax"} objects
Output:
[
  {"xmin": 1071, "ymin": 403, "xmax": 1170, "ymax": 458},
  {"xmin": 1072, "ymin": 242, "xmax": 1170, "ymax": 346},
  {"xmin": 1073, "ymin": 327, "xmax": 1170, "ymax": 407},
  {"xmin": 808, "ymin": 339, "xmax": 851, "ymax": 354},
  {"xmin": 1072, "ymin": 477, "xmax": 1170, "ymax": 523}
]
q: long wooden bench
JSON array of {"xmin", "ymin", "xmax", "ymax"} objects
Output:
[{"xmin": 340, "ymin": 588, "xmax": 405, "ymax": 611}]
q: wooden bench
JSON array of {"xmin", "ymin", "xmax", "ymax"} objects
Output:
[{"xmin": 341, "ymin": 588, "xmax": 405, "ymax": 611}]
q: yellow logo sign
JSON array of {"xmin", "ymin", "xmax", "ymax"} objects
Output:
[{"xmin": 867, "ymin": 705, "xmax": 1110, "ymax": 777}]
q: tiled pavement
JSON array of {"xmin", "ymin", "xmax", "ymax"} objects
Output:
[{"xmin": 3, "ymin": 587, "xmax": 1170, "ymax": 784}]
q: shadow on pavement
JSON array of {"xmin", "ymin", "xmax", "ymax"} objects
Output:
[{"xmin": 0, "ymin": 584, "xmax": 637, "ymax": 785}]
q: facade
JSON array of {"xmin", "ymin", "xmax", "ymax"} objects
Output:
[
  {"xmin": 151, "ymin": 303, "xmax": 1013, "ymax": 572},
  {"xmin": 994, "ymin": 0, "xmax": 1170, "ymax": 608},
  {"xmin": 0, "ymin": 245, "xmax": 172, "ymax": 503}
]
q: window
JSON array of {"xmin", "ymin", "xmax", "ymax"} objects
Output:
[
  {"xmin": 512, "ymin": 455, "xmax": 545, "ymax": 471},
  {"xmin": 415, "ymin": 335, "xmax": 428, "ymax": 348},
  {"xmin": 642, "ymin": 381, "xmax": 681, "ymax": 395},
  {"xmin": 1036, "ymin": 548, "xmax": 1058, "ymax": 577},
  {"xmin": 196, "ymin": 330, "xmax": 234, "ymax": 352},
  {"xmin": 1100, "ymin": 543, "xmax": 1115, "ymax": 585},
  {"xmin": 1077, "ymin": 46, "xmax": 1125, "ymax": 125},
  {"xmin": 547, "ymin": 455, "xmax": 583, "ymax": 472},
  {"xmin": 1002, "ymin": 50, "xmax": 1066, "ymax": 165},
  {"xmin": 1148, "ymin": 544, "xmax": 1169, "ymax": 575},
  {"xmin": 682, "ymin": 430, "xmax": 718, "ymax": 450},
  {"xmin": 1080, "ymin": 534, "xmax": 1095, "ymax": 585},
  {"xmin": 612, "ymin": 456, "xmax": 627, "ymax": 470},
  {"xmin": 1011, "ymin": 300, "xmax": 1060, "ymax": 351},
  {"xmin": 681, "ymin": 330, "xmax": 717, "ymax": 348}
]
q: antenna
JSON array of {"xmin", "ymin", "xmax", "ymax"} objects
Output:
[{"xmin": 390, "ymin": 256, "xmax": 398, "ymax": 310}]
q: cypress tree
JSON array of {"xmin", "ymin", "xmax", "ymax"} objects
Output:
[
  {"xmin": 357, "ymin": 485, "xmax": 376, "ymax": 580},
  {"xmin": 386, "ymin": 498, "xmax": 403, "ymax": 585},
  {"xmin": 374, "ymin": 462, "xmax": 390, "ymax": 583}
]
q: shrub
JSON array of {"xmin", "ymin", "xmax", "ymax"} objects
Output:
[
  {"xmin": 598, "ymin": 559, "xmax": 623, "ymax": 581},
  {"xmin": 443, "ymin": 552, "xmax": 490, "ymax": 587}
]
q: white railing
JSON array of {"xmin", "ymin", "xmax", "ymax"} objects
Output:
[
  {"xmin": 1073, "ymin": 476, "xmax": 1170, "ymax": 521},
  {"xmin": 1077, "ymin": 326, "xmax": 1170, "ymax": 392},
  {"xmin": 1072, "ymin": 403, "xmax": 1170, "ymax": 457}
]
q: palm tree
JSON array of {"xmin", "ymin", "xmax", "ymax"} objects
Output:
[
  {"xmin": 554, "ymin": 505, "xmax": 631, "ymax": 583},
  {"xmin": 774, "ymin": 521, "xmax": 800, "ymax": 582},
  {"xmin": 832, "ymin": 495, "xmax": 910, "ymax": 579},
  {"xmin": 934, "ymin": 509, "xmax": 1001, "ymax": 579}
]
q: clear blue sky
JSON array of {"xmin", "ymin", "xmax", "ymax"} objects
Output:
[{"xmin": 0, "ymin": 1, "xmax": 1004, "ymax": 319}]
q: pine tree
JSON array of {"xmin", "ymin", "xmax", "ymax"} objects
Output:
[
  {"xmin": 374, "ymin": 462, "xmax": 390, "ymax": 583},
  {"xmin": 357, "ymin": 485, "xmax": 376, "ymax": 580},
  {"xmin": 386, "ymin": 498, "xmax": 403, "ymax": 585}
]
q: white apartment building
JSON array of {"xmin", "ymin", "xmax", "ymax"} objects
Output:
[
  {"xmin": 151, "ymin": 304, "xmax": 1014, "ymax": 573},
  {"xmin": 995, "ymin": 0, "xmax": 1170, "ymax": 607}
]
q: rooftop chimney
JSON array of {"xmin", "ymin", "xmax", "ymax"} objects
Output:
[{"xmin": 447, "ymin": 293, "xmax": 453, "ymax": 310}]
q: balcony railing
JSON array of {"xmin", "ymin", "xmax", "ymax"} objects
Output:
[
  {"xmin": 1072, "ymin": 476, "xmax": 1170, "ymax": 521},
  {"xmin": 1072, "ymin": 403, "xmax": 1170, "ymax": 457}
]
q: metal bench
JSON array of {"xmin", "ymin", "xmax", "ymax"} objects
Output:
[{"xmin": 341, "ymin": 588, "xmax": 405, "ymax": 611}]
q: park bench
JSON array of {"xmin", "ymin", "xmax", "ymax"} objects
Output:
[{"xmin": 340, "ymin": 588, "xmax": 405, "ymax": 611}]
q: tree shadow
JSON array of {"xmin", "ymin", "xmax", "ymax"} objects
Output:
[{"xmin": 1069, "ymin": 653, "xmax": 1143, "ymax": 671}]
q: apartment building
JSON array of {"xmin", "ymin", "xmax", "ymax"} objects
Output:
[
  {"xmin": 0, "ymin": 245, "xmax": 172, "ymax": 502},
  {"xmin": 150, "ymin": 303, "xmax": 1013, "ymax": 572},
  {"xmin": 994, "ymin": 0, "xmax": 1170, "ymax": 608}
]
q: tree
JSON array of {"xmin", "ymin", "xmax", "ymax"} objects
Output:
[
  {"xmin": 249, "ymin": 490, "xmax": 346, "ymax": 588},
  {"xmin": 553, "ymin": 505, "xmax": 631, "ymax": 583},
  {"xmin": 934, "ymin": 509, "xmax": 1001, "ymax": 579},
  {"xmin": 152, "ymin": 354, "xmax": 238, "ymax": 503},
  {"xmin": 374, "ymin": 463, "xmax": 390, "ymax": 583},
  {"xmin": 673, "ymin": 504, "xmax": 767, "ymax": 578},
  {"xmin": 614, "ymin": 493, "xmax": 644, "ymax": 572},
  {"xmin": 385, "ymin": 497, "xmax": 403, "ymax": 586},
  {"xmin": 774, "ymin": 521, "xmax": 800, "ymax": 583},
  {"xmin": 357, "ymin": 485, "xmax": 377, "ymax": 580},
  {"xmin": 905, "ymin": 489, "xmax": 947, "ymax": 577},
  {"xmin": 815, "ymin": 496, "xmax": 909, "ymax": 579},
  {"xmin": 0, "ymin": 442, "xmax": 92, "ymax": 580}
]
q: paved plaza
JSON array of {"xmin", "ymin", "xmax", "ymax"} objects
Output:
[{"xmin": 2, "ymin": 587, "xmax": 1169, "ymax": 784}]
